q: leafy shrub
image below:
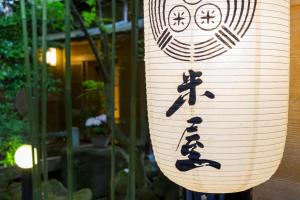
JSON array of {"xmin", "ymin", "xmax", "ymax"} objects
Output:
[
  {"xmin": 0, "ymin": 2, "xmax": 61, "ymax": 167},
  {"xmin": 0, "ymin": 4, "xmax": 27, "ymax": 166}
]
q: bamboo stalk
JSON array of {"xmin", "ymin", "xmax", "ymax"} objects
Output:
[
  {"xmin": 20, "ymin": 0, "xmax": 36, "ymax": 199},
  {"xmin": 41, "ymin": 0, "xmax": 48, "ymax": 199},
  {"xmin": 64, "ymin": 0, "xmax": 74, "ymax": 199},
  {"xmin": 31, "ymin": 0, "xmax": 42, "ymax": 199},
  {"xmin": 110, "ymin": 0, "xmax": 116, "ymax": 199},
  {"xmin": 129, "ymin": 0, "xmax": 139, "ymax": 199}
]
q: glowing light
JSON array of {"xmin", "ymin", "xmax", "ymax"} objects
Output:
[
  {"xmin": 14, "ymin": 145, "xmax": 37, "ymax": 169},
  {"xmin": 46, "ymin": 48, "xmax": 57, "ymax": 66}
]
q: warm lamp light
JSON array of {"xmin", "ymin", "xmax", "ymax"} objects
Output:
[
  {"xmin": 14, "ymin": 145, "xmax": 37, "ymax": 169},
  {"xmin": 144, "ymin": 0, "xmax": 290, "ymax": 193},
  {"xmin": 46, "ymin": 48, "xmax": 57, "ymax": 66}
]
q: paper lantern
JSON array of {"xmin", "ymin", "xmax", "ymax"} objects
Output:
[{"xmin": 144, "ymin": 0, "xmax": 290, "ymax": 193}]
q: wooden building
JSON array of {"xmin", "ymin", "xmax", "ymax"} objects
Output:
[{"xmin": 46, "ymin": 19, "xmax": 148, "ymax": 144}]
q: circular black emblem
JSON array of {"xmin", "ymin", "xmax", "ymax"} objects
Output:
[
  {"xmin": 148, "ymin": 0, "xmax": 257, "ymax": 62},
  {"xmin": 168, "ymin": 5, "xmax": 191, "ymax": 32},
  {"xmin": 195, "ymin": 3, "xmax": 222, "ymax": 31}
]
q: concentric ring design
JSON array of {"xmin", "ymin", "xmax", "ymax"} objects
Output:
[
  {"xmin": 148, "ymin": 0, "xmax": 257, "ymax": 61},
  {"xmin": 184, "ymin": 0, "xmax": 203, "ymax": 5}
]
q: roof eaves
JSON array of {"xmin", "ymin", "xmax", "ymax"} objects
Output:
[{"xmin": 47, "ymin": 19, "xmax": 144, "ymax": 41}]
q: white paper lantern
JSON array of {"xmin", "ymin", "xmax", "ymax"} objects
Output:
[{"xmin": 144, "ymin": 0, "xmax": 290, "ymax": 193}]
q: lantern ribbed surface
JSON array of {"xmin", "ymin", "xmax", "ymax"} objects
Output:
[{"xmin": 144, "ymin": 0, "xmax": 290, "ymax": 193}]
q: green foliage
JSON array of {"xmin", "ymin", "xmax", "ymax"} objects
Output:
[
  {"xmin": 47, "ymin": 1, "xmax": 65, "ymax": 31},
  {"xmin": 82, "ymin": 7, "xmax": 96, "ymax": 27},
  {"xmin": 0, "ymin": 137, "xmax": 22, "ymax": 167},
  {"xmin": 0, "ymin": 175, "xmax": 21, "ymax": 200},
  {"xmin": 80, "ymin": 80, "xmax": 108, "ymax": 137},
  {"xmin": 80, "ymin": 0, "xmax": 112, "ymax": 28},
  {"xmin": 86, "ymin": 0, "xmax": 96, "ymax": 6},
  {"xmin": 87, "ymin": 122, "xmax": 109, "ymax": 136},
  {"xmin": 0, "ymin": 110, "xmax": 27, "ymax": 137},
  {"xmin": 83, "ymin": 79, "xmax": 104, "ymax": 90},
  {"xmin": 81, "ymin": 80, "xmax": 106, "ymax": 114},
  {"xmin": 80, "ymin": 0, "xmax": 96, "ymax": 27},
  {"xmin": 0, "ymin": 5, "xmax": 27, "ymax": 167},
  {"xmin": 0, "ymin": 2, "xmax": 60, "ymax": 167}
]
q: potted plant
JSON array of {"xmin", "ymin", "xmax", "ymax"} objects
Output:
[{"xmin": 85, "ymin": 114, "xmax": 110, "ymax": 148}]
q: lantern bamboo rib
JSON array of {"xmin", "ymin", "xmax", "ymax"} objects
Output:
[
  {"xmin": 110, "ymin": 0, "xmax": 116, "ymax": 199},
  {"xmin": 41, "ymin": 0, "xmax": 48, "ymax": 199},
  {"xmin": 64, "ymin": 0, "xmax": 74, "ymax": 199},
  {"xmin": 31, "ymin": 0, "xmax": 42, "ymax": 199},
  {"xmin": 129, "ymin": 0, "xmax": 139, "ymax": 199},
  {"xmin": 20, "ymin": 0, "xmax": 36, "ymax": 199}
]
